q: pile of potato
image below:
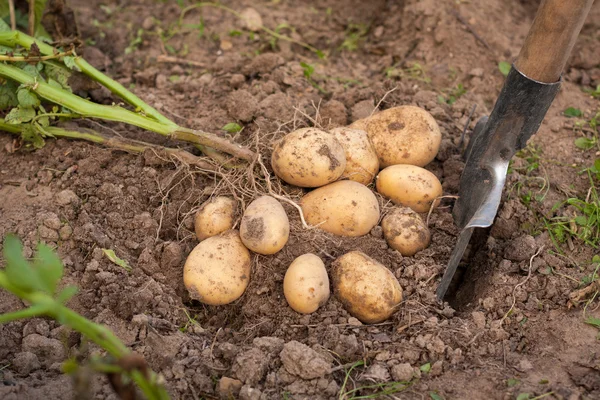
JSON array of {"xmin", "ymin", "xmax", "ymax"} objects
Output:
[{"xmin": 183, "ymin": 105, "xmax": 442, "ymax": 324}]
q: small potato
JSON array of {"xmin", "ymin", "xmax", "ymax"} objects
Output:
[
  {"xmin": 240, "ymin": 196, "xmax": 289, "ymax": 255},
  {"xmin": 330, "ymin": 127, "xmax": 379, "ymax": 185},
  {"xmin": 381, "ymin": 207, "xmax": 431, "ymax": 256},
  {"xmin": 376, "ymin": 165, "xmax": 442, "ymax": 213},
  {"xmin": 283, "ymin": 254, "xmax": 330, "ymax": 314},
  {"xmin": 332, "ymin": 251, "xmax": 402, "ymax": 324},
  {"xmin": 183, "ymin": 230, "xmax": 251, "ymax": 305},
  {"xmin": 301, "ymin": 180, "xmax": 380, "ymax": 237},
  {"xmin": 194, "ymin": 196, "xmax": 237, "ymax": 241},
  {"xmin": 363, "ymin": 106, "xmax": 441, "ymax": 168},
  {"xmin": 271, "ymin": 127, "xmax": 346, "ymax": 187}
]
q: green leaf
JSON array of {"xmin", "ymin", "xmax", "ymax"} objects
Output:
[
  {"xmin": 0, "ymin": 80, "xmax": 19, "ymax": 109},
  {"xmin": 102, "ymin": 249, "xmax": 132, "ymax": 272},
  {"xmin": 575, "ymin": 215, "xmax": 588, "ymax": 225},
  {"xmin": 17, "ymin": 88, "xmax": 41, "ymax": 108},
  {"xmin": 429, "ymin": 392, "xmax": 444, "ymax": 400},
  {"xmin": 21, "ymin": 124, "xmax": 46, "ymax": 149},
  {"xmin": 420, "ymin": 362, "xmax": 431, "ymax": 373},
  {"xmin": 20, "ymin": 64, "xmax": 45, "ymax": 81},
  {"xmin": 44, "ymin": 62, "xmax": 73, "ymax": 91},
  {"xmin": 56, "ymin": 285, "xmax": 78, "ymax": 303},
  {"xmin": 63, "ymin": 56, "xmax": 81, "ymax": 72},
  {"xmin": 585, "ymin": 316, "xmax": 600, "ymax": 328},
  {"xmin": 33, "ymin": 243, "xmax": 64, "ymax": 294},
  {"xmin": 221, "ymin": 122, "xmax": 243, "ymax": 133},
  {"xmin": 592, "ymin": 255, "xmax": 600, "ymax": 264},
  {"xmin": 498, "ymin": 61, "xmax": 511, "ymax": 77},
  {"xmin": 0, "ymin": 16, "xmax": 10, "ymax": 32},
  {"xmin": 3, "ymin": 234, "xmax": 39, "ymax": 292},
  {"xmin": 516, "ymin": 394, "xmax": 531, "ymax": 400},
  {"xmin": 32, "ymin": 0, "xmax": 49, "ymax": 35},
  {"xmin": 564, "ymin": 107, "xmax": 583, "ymax": 117},
  {"xmin": 5, "ymin": 106, "xmax": 36, "ymax": 124},
  {"xmin": 575, "ymin": 137, "xmax": 595, "ymax": 150},
  {"xmin": 300, "ymin": 61, "xmax": 314, "ymax": 79}
]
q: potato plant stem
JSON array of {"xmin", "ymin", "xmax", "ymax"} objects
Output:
[
  {"xmin": 0, "ymin": 62, "xmax": 254, "ymax": 160},
  {"xmin": 0, "ymin": 31, "xmax": 173, "ymax": 126},
  {"xmin": 0, "ymin": 119, "xmax": 216, "ymax": 170}
]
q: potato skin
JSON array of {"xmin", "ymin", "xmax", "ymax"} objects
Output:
[
  {"xmin": 301, "ymin": 180, "xmax": 380, "ymax": 237},
  {"xmin": 271, "ymin": 127, "xmax": 346, "ymax": 188},
  {"xmin": 183, "ymin": 230, "xmax": 251, "ymax": 305},
  {"xmin": 283, "ymin": 254, "xmax": 330, "ymax": 314},
  {"xmin": 330, "ymin": 127, "xmax": 379, "ymax": 185},
  {"xmin": 240, "ymin": 196, "xmax": 289, "ymax": 255},
  {"xmin": 364, "ymin": 106, "xmax": 441, "ymax": 168},
  {"xmin": 381, "ymin": 207, "xmax": 431, "ymax": 256},
  {"xmin": 376, "ymin": 165, "xmax": 442, "ymax": 213},
  {"xmin": 332, "ymin": 251, "xmax": 402, "ymax": 324},
  {"xmin": 194, "ymin": 196, "xmax": 237, "ymax": 241}
]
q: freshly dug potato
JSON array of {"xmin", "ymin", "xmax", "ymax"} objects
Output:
[
  {"xmin": 381, "ymin": 207, "xmax": 431, "ymax": 256},
  {"xmin": 376, "ymin": 165, "xmax": 442, "ymax": 213},
  {"xmin": 240, "ymin": 196, "xmax": 289, "ymax": 255},
  {"xmin": 362, "ymin": 105, "xmax": 441, "ymax": 168},
  {"xmin": 283, "ymin": 254, "xmax": 330, "ymax": 314},
  {"xmin": 301, "ymin": 180, "xmax": 380, "ymax": 237},
  {"xmin": 332, "ymin": 251, "xmax": 402, "ymax": 324},
  {"xmin": 330, "ymin": 127, "xmax": 379, "ymax": 185},
  {"xmin": 349, "ymin": 118, "xmax": 369, "ymax": 131},
  {"xmin": 183, "ymin": 230, "xmax": 251, "ymax": 305},
  {"xmin": 194, "ymin": 196, "xmax": 237, "ymax": 241},
  {"xmin": 271, "ymin": 127, "xmax": 346, "ymax": 187}
]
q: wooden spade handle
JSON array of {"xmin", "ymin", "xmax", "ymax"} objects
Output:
[{"xmin": 515, "ymin": 0, "xmax": 595, "ymax": 83}]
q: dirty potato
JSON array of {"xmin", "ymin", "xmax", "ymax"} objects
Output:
[
  {"xmin": 376, "ymin": 164, "xmax": 442, "ymax": 212},
  {"xmin": 330, "ymin": 127, "xmax": 379, "ymax": 185},
  {"xmin": 271, "ymin": 127, "xmax": 346, "ymax": 187},
  {"xmin": 240, "ymin": 196, "xmax": 289, "ymax": 255},
  {"xmin": 361, "ymin": 105, "xmax": 441, "ymax": 168},
  {"xmin": 301, "ymin": 180, "xmax": 380, "ymax": 237},
  {"xmin": 194, "ymin": 196, "xmax": 237, "ymax": 241},
  {"xmin": 283, "ymin": 253, "xmax": 330, "ymax": 314},
  {"xmin": 381, "ymin": 207, "xmax": 431, "ymax": 256},
  {"xmin": 332, "ymin": 251, "xmax": 403, "ymax": 324},
  {"xmin": 183, "ymin": 230, "xmax": 251, "ymax": 305}
]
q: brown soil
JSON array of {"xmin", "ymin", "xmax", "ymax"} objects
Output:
[{"xmin": 1, "ymin": 0, "xmax": 600, "ymax": 399}]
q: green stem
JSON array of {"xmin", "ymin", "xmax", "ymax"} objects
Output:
[
  {"xmin": 0, "ymin": 305, "xmax": 48, "ymax": 323},
  {"xmin": 0, "ymin": 62, "xmax": 254, "ymax": 160},
  {"xmin": 0, "ymin": 31, "xmax": 173, "ymax": 126},
  {"xmin": 0, "ymin": 62, "xmax": 172, "ymax": 133}
]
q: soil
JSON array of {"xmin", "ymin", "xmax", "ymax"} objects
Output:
[{"xmin": 1, "ymin": 0, "xmax": 600, "ymax": 399}]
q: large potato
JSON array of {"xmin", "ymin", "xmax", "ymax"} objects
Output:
[
  {"xmin": 376, "ymin": 165, "xmax": 442, "ymax": 213},
  {"xmin": 301, "ymin": 180, "xmax": 380, "ymax": 237},
  {"xmin": 332, "ymin": 251, "xmax": 403, "ymax": 324},
  {"xmin": 194, "ymin": 196, "xmax": 237, "ymax": 241},
  {"xmin": 381, "ymin": 207, "xmax": 431, "ymax": 256},
  {"xmin": 183, "ymin": 230, "xmax": 251, "ymax": 305},
  {"xmin": 330, "ymin": 127, "xmax": 379, "ymax": 185},
  {"xmin": 271, "ymin": 127, "xmax": 346, "ymax": 187},
  {"xmin": 240, "ymin": 196, "xmax": 289, "ymax": 255},
  {"xmin": 362, "ymin": 106, "xmax": 441, "ymax": 168},
  {"xmin": 283, "ymin": 254, "xmax": 330, "ymax": 314}
]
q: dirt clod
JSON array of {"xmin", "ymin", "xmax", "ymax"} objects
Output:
[
  {"xmin": 280, "ymin": 341, "xmax": 331, "ymax": 380},
  {"xmin": 218, "ymin": 376, "xmax": 243, "ymax": 399}
]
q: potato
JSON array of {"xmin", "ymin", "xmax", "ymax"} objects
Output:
[
  {"xmin": 183, "ymin": 230, "xmax": 251, "ymax": 305},
  {"xmin": 301, "ymin": 180, "xmax": 380, "ymax": 237},
  {"xmin": 195, "ymin": 196, "xmax": 237, "ymax": 241},
  {"xmin": 376, "ymin": 165, "xmax": 442, "ymax": 213},
  {"xmin": 240, "ymin": 196, "xmax": 289, "ymax": 255},
  {"xmin": 330, "ymin": 127, "xmax": 379, "ymax": 185},
  {"xmin": 381, "ymin": 207, "xmax": 431, "ymax": 256},
  {"xmin": 271, "ymin": 127, "xmax": 346, "ymax": 187},
  {"xmin": 283, "ymin": 254, "xmax": 330, "ymax": 314},
  {"xmin": 332, "ymin": 251, "xmax": 403, "ymax": 324},
  {"xmin": 361, "ymin": 106, "xmax": 441, "ymax": 168},
  {"xmin": 349, "ymin": 118, "xmax": 369, "ymax": 131}
]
